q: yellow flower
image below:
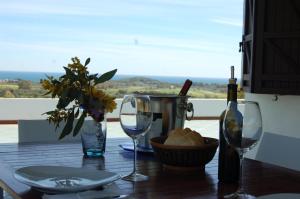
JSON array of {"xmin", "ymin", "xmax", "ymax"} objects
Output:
[
  {"xmin": 41, "ymin": 57, "xmax": 117, "ymax": 139},
  {"xmin": 68, "ymin": 57, "xmax": 87, "ymax": 74},
  {"xmin": 41, "ymin": 79, "xmax": 53, "ymax": 91},
  {"xmin": 89, "ymin": 86, "xmax": 116, "ymax": 113},
  {"xmin": 104, "ymin": 97, "xmax": 117, "ymax": 113}
]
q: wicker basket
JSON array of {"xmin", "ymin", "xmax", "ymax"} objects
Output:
[{"xmin": 150, "ymin": 136, "xmax": 218, "ymax": 170}]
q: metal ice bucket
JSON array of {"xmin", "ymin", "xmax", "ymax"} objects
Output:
[{"xmin": 137, "ymin": 94, "xmax": 194, "ymax": 149}]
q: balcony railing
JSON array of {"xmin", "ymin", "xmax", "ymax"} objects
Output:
[
  {"xmin": 0, "ymin": 98, "xmax": 223, "ymax": 143},
  {"xmin": 0, "ymin": 98, "xmax": 227, "ymax": 122}
]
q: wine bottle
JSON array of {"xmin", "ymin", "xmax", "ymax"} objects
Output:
[
  {"xmin": 218, "ymin": 66, "xmax": 240, "ymax": 183},
  {"xmin": 179, "ymin": 79, "xmax": 192, "ymax": 96}
]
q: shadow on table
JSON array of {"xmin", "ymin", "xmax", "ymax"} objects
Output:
[{"xmin": 81, "ymin": 156, "xmax": 105, "ymax": 170}]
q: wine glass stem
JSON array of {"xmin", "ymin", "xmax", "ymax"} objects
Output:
[
  {"xmin": 133, "ymin": 138, "xmax": 138, "ymax": 174},
  {"xmin": 238, "ymin": 152, "xmax": 244, "ymax": 194}
]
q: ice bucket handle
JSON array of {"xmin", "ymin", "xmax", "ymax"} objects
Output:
[{"xmin": 186, "ymin": 102, "xmax": 194, "ymax": 121}]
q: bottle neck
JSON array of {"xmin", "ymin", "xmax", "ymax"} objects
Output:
[
  {"xmin": 227, "ymin": 84, "xmax": 237, "ymax": 103},
  {"xmin": 179, "ymin": 79, "xmax": 192, "ymax": 96}
]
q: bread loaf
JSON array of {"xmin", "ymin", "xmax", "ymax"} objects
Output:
[{"xmin": 164, "ymin": 128, "xmax": 205, "ymax": 146}]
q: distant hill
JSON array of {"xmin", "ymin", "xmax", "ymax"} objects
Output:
[
  {"xmin": 112, "ymin": 77, "xmax": 170, "ymax": 87},
  {"xmin": 0, "ymin": 75, "xmax": 246, "ymax": 99},
  {"xmin": 0, "ymin": 71, "xmax": 228, "ymax": 84}
]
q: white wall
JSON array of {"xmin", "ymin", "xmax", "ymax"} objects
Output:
[
  {"xmin": 246, "ymin": 93, "xmax": 300, "ymax": 138},
  {"xmin": 0, "ymin": 98, "xmax": 121, "ymax": 120},
  {"xmin": 245, "ymin": 93, "xmax": 300, "ymax": 171},
  {"xmin": 0, "ymin": 98, "xmax": 227, "ymax": 144},
  {"xmin": 0, "ymin": 98, "xmax": 228, "ymax": 120}
]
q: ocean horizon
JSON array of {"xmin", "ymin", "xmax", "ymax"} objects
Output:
[{"xmin": 0, "ymin": 71, "xmax": 228, "ymax": 84}]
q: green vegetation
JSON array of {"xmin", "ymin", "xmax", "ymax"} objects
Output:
[
  {"xmin": 18, "ymin": 80, "xmax": 32, "ymax": 90},
  {"xmin": 0, "ymin": 84, "xmax": 18, "ymax": 90},
  {"xmin": 0, "ymin": 80, "xmax": 48, "ymax": 98},
  {"xmin": 0, "ymin": 77, "xmax": 244, "ymax": 99}
]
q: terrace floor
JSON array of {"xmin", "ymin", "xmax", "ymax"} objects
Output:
[{"xmin": 0, "ymin": 120, "xmax": 218, "ymax": 143}]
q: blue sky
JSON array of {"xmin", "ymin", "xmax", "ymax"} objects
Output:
[{"xmin": 0, "ymin": 0, "xmax": 243, "ymax": 78}]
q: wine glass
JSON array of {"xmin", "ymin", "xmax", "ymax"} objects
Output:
[
  {"xmin": 120, "ymin": 94, "xmax": 153, "ymax": 182},
  {"xmin": 223, "ymin": 101, "xmax": 263, "ymax": 199}
]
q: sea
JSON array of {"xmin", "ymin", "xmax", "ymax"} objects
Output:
[{"xmin": 0, "ymin": 71, "xmax": 228, "ymax": 84}]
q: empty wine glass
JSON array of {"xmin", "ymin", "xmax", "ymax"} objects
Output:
[
  {"xmin": 120, "ymin": 94, "xmax": 153, "ymax": 182},
  {"xmin": 223, "ymin": 101, "xmax": 263, "ymax": 199}
]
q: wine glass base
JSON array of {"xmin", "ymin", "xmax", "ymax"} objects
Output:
[
  {"xmin": 224, "ymin": 192, "xmax": 256, "ymax": 199},
  {"xmin": 122, "ymin": 173, "xmax": 149, "ymax": 182}
]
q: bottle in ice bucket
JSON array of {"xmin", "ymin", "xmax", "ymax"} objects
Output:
[{"xmin": 179, "ymin": 79, "xmax": 192, "ymax": 96}]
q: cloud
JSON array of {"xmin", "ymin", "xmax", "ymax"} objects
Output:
[
  {"xmin": 211, "ymin": 18, "xmax": 242, "ymax": 27},
  {"xmin": 0, "ymin": 38, "xmax": 241, "ymax": 77},
  {"xmin": 0, "ymin": 0, "xmax": 242, "ymax": 19},
  {"xmin": 0, "ymin": 0, "xmax": 243, "ymax": 77},
  {"xmin": 0, "ymin": 1, "xmax": 122, "ymax": 17},
  {"xmin": 0, "ymin": 0, "xmax": 177, "ymax": 18},
  {"xmin": 0, "ymin": 31, "xmax": 228, "ymax": 55}
]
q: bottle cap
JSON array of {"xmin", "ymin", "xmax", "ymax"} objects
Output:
[{"xmin": 229, "ymin": 66, "xmax": 237, "ymax": 84}]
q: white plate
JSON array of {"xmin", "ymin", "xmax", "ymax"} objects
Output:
[
  {"xmin": 14, "ymin": 166, "xmax": 120, "ymax": 194},
  {"xmin": 119, "ymin": 142, "xmax": 153, "ymax": 153},
  {"xmin": 257, "ymin": 193, "xmax": 300, "ymax": 199}
]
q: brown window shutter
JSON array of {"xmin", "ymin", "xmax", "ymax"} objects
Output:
[{"xmin": 241, "ymin": 0, "xmax": 300, "ymax": 95}]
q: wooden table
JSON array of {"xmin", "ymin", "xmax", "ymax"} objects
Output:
[{"xmin": 0, "ymin": 138, "xmax": 300, "ymax": 199}]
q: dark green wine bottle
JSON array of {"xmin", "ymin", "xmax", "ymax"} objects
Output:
[{"xmin": 218, "ymin": 66, "xmax": 240, "ymax": 183}]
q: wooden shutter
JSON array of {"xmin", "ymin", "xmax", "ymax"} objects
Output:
[{"xmin": 241, "ymin": 0, "xmax": 300, "ymax": 95}]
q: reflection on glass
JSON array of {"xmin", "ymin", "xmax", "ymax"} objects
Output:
[
  {"xmin": 120, "ymin": 94, "xmax": 152, "ymax": 182},
  {"xmin": 223, "ymin": 101, "xmax": 263, "ymax": 199}
]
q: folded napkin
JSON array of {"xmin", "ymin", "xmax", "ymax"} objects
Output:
[{"xmin": 43, "ymin": 183, "xmax": 127, "ymax": 199}]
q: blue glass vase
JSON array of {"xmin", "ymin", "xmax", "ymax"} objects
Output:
[{"xmin": 81, "ymin": 113, "xmax": 107, "ymax": 157}]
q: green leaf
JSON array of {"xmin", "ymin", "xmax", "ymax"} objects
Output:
[
  {"xmin": 55, "ymin": 124, "xmax": 60, "ymax": 130},
  {"xmin": 88, "ymin": 73, "xmax": 98, "ymax": 81},
  {"xmin": 74, "ymin": 108, "xmax": 80, "ymax": 118},
  {"xmin": 63, "ymin": 67, "xmax": 73, "ymax": 76},
  {"xmin": 68, "ymin": 88, "xmax": 80, "ymax": 101},
  {"xmin": 51, "ymin": 92, "xmax": 56, "ymax": 98},
  {"xmin": 73, "ymin": 111, "xmax": 86, "ymax": 137},
  {"xmin": 77, "ymin": 93, "xmax": 85, "ymax": 105},
  {"xmin": 63, "ymin": 67, "xmax": 77, "ymax": 82},
  {"xmin": 43, "ymin": 91, "xmax": 52, "ymax": 96},
  {"xmin": 59, "ymin": 109, "xmax": 75, "ymax": 140},
  {"xmin": 61, "ymin": 88, "xmax": 69, "ymax": 99},
  {"xmin": 51, "ymin": 79, "xmax": 60, "ymax": 85},
  {"xmin": 94, "ymin": 69, "xmax": 117, "ymax": 84},
  {"xmin": 84, "ymin": 58, "xmax": 91, "ymax": 66},
  {"xmin": 45, "ymin": 74, "xmax": 53, "ymax": 80},
  {"xmin": 56, "ymin": 98, "xmax": 71, "ymax": 109},
  {"xmin": 42, "ymin": 111, "xmax": 55, "ymax": 115}
]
